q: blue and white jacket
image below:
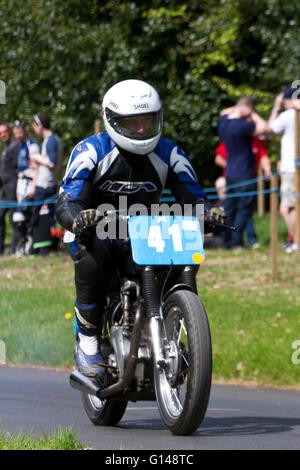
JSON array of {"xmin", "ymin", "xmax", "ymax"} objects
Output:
[
  {"xmin": 56, "ymin": 132, "xmax": 205, "ymax": 236},
  {"xmin": 18, "ymin": 138, "xmax": 40, "ymax": 174}
]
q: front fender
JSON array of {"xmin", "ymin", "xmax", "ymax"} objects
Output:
[{"xmin": 163, "ymin": 283, "xmax": 195, "ymax": 303}]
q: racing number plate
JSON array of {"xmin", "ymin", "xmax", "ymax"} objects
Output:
[{"xmin": 128, "ymin": 215, "xmax": 205, "ymax": 265}]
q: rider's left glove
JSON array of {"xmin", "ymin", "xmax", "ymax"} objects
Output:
[
  {"xmin": 72, "ymin": 209, "xmax": 101, "ymax": 239},
  {"xmin": 204, "ymin": 205, "xmax": 228, "ymax": 233}
]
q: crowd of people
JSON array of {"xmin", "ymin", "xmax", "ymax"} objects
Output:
[
  {"xmin": 0, "ymin": 85, "xmax": 299, "ymax": 258},
  {"xmin": 213, "ymin": 86, "xmax": 299, "ymax": 253},
  {"xmin": 0, "ymin": 115, "xmax": 63, "ymax": 257}
]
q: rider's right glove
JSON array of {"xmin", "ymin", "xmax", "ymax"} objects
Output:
[{"xmin": 72, "ymin": 209, "xmax": 101, "ymax": 239}]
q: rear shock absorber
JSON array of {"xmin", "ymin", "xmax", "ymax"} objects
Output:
[{"xmin": 120, "ymin": 279, "xmax": 138, "ymax": 336}]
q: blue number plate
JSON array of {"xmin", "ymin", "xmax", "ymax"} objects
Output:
[{"xmin": 128, "ymin": 215, "xmax": 205, "ymax": 265}]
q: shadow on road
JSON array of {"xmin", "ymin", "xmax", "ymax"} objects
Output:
[
  {"xmin": 119, "ymin": 415, "xmax": 300, "ymax": 437},
  {"xmin": 196, "ymin": 415, "xmax": 300, "ymax": 437}
]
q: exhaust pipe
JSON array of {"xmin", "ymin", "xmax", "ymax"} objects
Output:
[
  {"xmin": 69, "ymin": 369, "xmax": 102, "ymax": 397},
  {"xmin": 69, "ymin": 305, "xmax": 142, "ymax": 399}
]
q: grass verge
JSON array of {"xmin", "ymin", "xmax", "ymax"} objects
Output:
[
  {"xmin": 197, "ymin": 246, "xmax": 300, "ymax": 387},
  {"xmin": 0, "ymin": 426, "xmax": 85, "ymax": 450}
]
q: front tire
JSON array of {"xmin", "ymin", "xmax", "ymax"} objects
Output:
[
  {"xmin": 154, "ymin": 290, "xmax": 212, "ymax": 435},
  {"xmin": 81, "ymin": 393, "xmax": 127, "ymax": 426}
]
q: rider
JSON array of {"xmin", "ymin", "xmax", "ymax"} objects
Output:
[{"xmin": 56, "ymin": 79, "xmax": 222, "ymax": 382}]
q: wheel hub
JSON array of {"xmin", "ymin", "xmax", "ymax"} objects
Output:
[{"xmin": 166, "ymin": 340, "xmax": 181, "ymax": 387}]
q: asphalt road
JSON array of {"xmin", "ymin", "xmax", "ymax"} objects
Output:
[{"xmin": 0, "ymin": 365, "xmax": 300, "ymax": 450}]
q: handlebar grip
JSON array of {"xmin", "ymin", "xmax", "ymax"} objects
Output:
[{"xmin": 205, "ymin": 218, "xmax": 237, "ymax": 231}]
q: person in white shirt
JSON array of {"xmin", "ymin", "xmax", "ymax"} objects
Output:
[{"xmin": 268, "ymin": 87, "xmax": 300, "ymax": 253}]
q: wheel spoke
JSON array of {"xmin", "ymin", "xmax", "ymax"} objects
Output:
[
  {"xmin": 179, "ymin": 319, "xmax": 187, "ymax": 337},
  {"xmin": 171, "ymin": 386, "xmax": 183, "ymax": 411},
  {"xmin": 177, "ymin": 322, "xmax": 183, "ymax": 345},
  {"xmin": 182, "ymin": 352, "xmax": 189, "ymax": 367}
]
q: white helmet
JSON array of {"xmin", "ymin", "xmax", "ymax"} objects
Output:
[{"xmin": 102, "ymin": 79, "xmax": 163, "ymax": 155}]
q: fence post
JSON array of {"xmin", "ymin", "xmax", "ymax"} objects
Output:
[
  {"xmin": 0, "ymin": 340, "xmax": 6, "ymax": 364},
  {"xmin": 295, "ymin": 110, "xmax": 300, "ymax": 248},
  {"xmin": 257, "ymin": 163, "xmax": 265, "ymax": 216},
  {"xmin": 94, "ymin": 119, "xmax": 101, "ymax": 134},
  {"xmin": 270, "ymin": 174, "xmax": 278, "ymax": 279}
]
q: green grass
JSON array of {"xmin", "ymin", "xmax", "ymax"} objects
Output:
[
  {"xmin": 0, "ymin": 213, "xmax": 299, "ymax": 387},
  {"xmin": 199, "ymin": 214, "xmax": 300, "ymax": 387},
  {"xmin": 0, "ymin": 426, "xmax": 85, "ymax": 450},
  {"xmin": 0, "ymin": 253, "xmax": 76, "ymax": 368},
  {"xmin": 198, "ymin": 250, "xmax": 300, "ymax": 386}
]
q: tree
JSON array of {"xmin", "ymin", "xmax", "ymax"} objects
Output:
[{"xmin": 0, "ymin": 0, "xmax": 299, "ymax": 184}]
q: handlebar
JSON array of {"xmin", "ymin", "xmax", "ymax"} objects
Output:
[
  {"xmin": 204, "ymin": 218, "xmax": 237, "ymax": 232},
  {"xmin": 83, "ymin": 209, "xmax": 237, "ymax": 232}
]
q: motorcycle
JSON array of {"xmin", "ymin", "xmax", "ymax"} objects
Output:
[{"xmin": 70, "ymin": 210, "xmax": 235, "ymax": 435}]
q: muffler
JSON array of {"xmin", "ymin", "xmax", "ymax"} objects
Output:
[{"xmin": 69, "ymin": 369, "xmax": 102, "ymax": 397}]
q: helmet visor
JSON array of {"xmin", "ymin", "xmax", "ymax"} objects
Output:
[{"xmin": 106, "ymin": 109, "xmax": 162, "ymax": 141}]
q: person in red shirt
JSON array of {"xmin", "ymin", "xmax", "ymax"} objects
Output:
[
  {"xmin": 214, "ymin": 137, "xmax": 271, "ymax": 248},
  {"xmin": 215, "ymin": 137, "xmax": 271, "ymax": 178}
]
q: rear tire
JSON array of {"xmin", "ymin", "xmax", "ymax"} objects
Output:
[
  {"xmin": 154, "ymin": 290, "xmax": 212, "ymax": 435},
  {"xmin": 81, "ymin": 393, "xmax": 127, "ymax": 426}
]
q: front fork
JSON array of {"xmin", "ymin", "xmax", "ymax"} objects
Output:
[
  {"xmin": 142, "ymin": 266, "xmax": 167, "ymax": 371},
  {"xmin": 149, "ymin": 316, "xmax": 166, "ymax": 371}
]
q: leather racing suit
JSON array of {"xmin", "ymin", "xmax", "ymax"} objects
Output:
[{"xmin": 56, "ymin": 132, "xmax": 206, "ymax": 336}]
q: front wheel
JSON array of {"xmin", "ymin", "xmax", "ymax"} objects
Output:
[{"xmin": 154, "ymin": 290, "xmax": 212, "ymax": 435}]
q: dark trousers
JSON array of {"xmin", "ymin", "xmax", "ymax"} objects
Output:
[
  {"xmin": 222, "ymin": 180, "xmax": 256, "ymax": 249},
  {"xmin": 69, "ymin": 236, "xmax": 198, "ymax": 334},
  {"xmin": 69, "ymin": 237, "xmax": 135, "ymax": 333},
  {"xmin": 0, "ymin": 181, "xmax": 19, "ymax": 254},
  {"xmin": 69, "ymin": 237, "xmax": 134, "ymax": 306},
  {"xmin": 245, "ymin": 217, "xmax": 258, "ymax": 245},
  {"xmin": 28, "ymin": 185, "xmax": 57, "ymax": 234}
]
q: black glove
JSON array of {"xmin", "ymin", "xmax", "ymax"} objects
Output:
[
  {"xmin": 72, "ymin": 209, "xmax": 101, "ymax": 239},
  {"xmin": 204, "ymin": 205, "xmax": 228, "ymax": 233}
]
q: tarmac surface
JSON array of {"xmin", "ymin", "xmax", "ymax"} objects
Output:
[{"xmin": 0, "ymin": 365, "xmax": 300, "ymax": 450}]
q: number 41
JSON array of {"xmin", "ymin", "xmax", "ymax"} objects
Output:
[{"xmin": 148, "ymin": 223, "xmax": 183, "ymax": 253}]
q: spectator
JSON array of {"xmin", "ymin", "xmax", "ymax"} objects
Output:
[
  {"xmin": 218, "ymin": 96, "xmax": 268, "ymax": 249},
  {"xmin": 26, "ymin": 114, "xmax": 63, "ymax": 254},
  {"xmin": 0, "ymin": 121, "xmax": 20, "ymax": 255},
  {"xmin": 267, "ymin": 87, "xmax": 299, "ymax": 253},
  {"xmin": 214, "ymin": 137, "xmax": 272, "ymax": 248},
  {"xmin": 12, "ymin": 120, "xmax": 40, "ymax": 256}
]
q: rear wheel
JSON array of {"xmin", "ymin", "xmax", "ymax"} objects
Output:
[
  {"xmin": 154, "ymin": 290, "xmax": 212, "ymax": 435},
  {"xmin": 81, "ymin": 392, "xmax": 127, "ymax": 426}
]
